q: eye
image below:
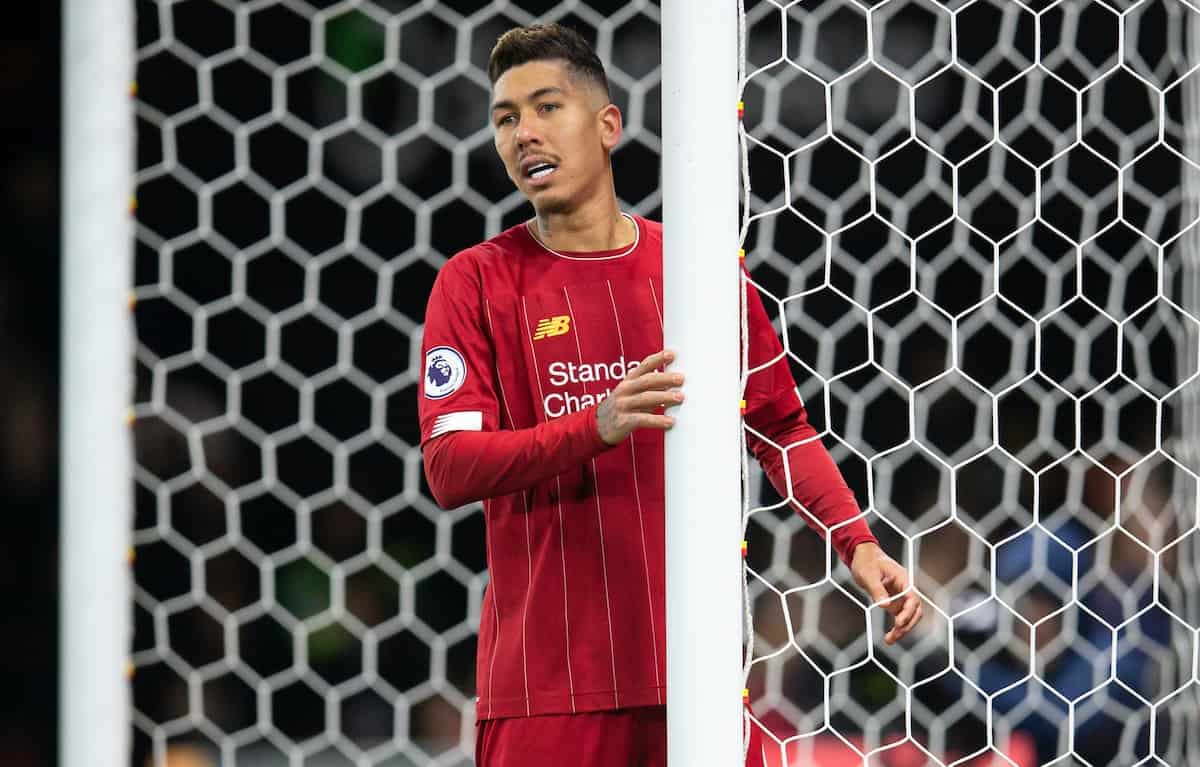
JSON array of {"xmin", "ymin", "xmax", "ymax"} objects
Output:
[
  {"xmin": 539, "ymin": 103, "xmax": 559, "ymax": 114},
  {"xmin": 496, "ymin": 114, "xmax": 516, "ymax": 127}
]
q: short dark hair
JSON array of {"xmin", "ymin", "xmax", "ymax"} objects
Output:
[{"xmin": 488, "ymin": 23, "xmax": 610, "ymax": 100}]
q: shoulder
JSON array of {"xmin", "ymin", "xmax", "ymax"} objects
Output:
[
  {"xmin": 635, "ymin": 215, "xmax": 663, "ymax": 250},
  {"xmin": 439, "ymin": 222, "xmax": 529, "ymax": 279},
  {"xmin": 430, "ymin": 248, "xmax": 481, "ymax": 299},
  {"xmin": 637, "ymin": 215, "xmax": 663, "ymax": 236},
  {"xmin": 429, "ymin": 222, "xmax": 530, "ymax": 303}
]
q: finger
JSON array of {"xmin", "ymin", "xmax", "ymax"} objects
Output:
[
  {"xmin": 904, "ymin": 600, "xmax": 924, "ymax": 632},
  {"xmin": 621, "ymin": 371, "xmax": 684, "ymax": 395},
  {"xmin": 882, "ymin": 565, "xmax": 908, "ymax": 592},
  {"xmin": 887, "ymin": 601, "xmax": 915, "ymax": 638},
  {"xmin": 862, "ymin": 575, "xmax": 891, "ymax": 608},
  {"xmin": 881, "ymin": 568, "xmax": 911, "ymax": 606},
  {"xmin": 890, "ymin": 600, "xmax": 922, "ymax": 642},
  {"xmin": 887, "ymin": 614, "xmax": 916, "ymax": 643},
  {"xmin": 630, "ymin": 349, "xmax": 675, "ymax": 378},
  {"xmin": 632, "ymin": 413, "xmax": 676, "ymax": 432},
  {"xmin": 874, "ymin": 573, "xmax": 904, "ymax": 610},
  {"xmin": 893, "ymin": 594, "xmax": 920, "ymax": 628},
  {"xmin": 623, "ymin": 389, "xmax": 684, "ymax": 413}
]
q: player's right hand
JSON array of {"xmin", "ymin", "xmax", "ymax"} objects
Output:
[{"xmin": 595, "ymin": 349, "xmax": 685, "ymax": 445}]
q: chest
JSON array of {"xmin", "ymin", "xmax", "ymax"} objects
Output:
[{"xmin": 484, "ymin": 273, "xmax": 665, "ymax": 425}]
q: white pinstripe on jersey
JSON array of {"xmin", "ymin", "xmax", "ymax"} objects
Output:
[
  {"xmin": 648, "ymin": 277, "xmax": 663, "ymax": 325},
  {"xmin": 605, "ymin": 278, "xmax": 663, "ymax": 704},
  {"xmin": 519, "ymin": 296, "xmax": 577, "ymax": 711},
  {"xmin": 483, "ymin": 299, "xmax": 533, "ymax": 717},
  {"xmin": 561, "ymin": 285, "xmax": 621, "ymax": 709}
]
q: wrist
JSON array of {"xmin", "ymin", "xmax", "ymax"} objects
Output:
[
  {"xmin": 589, "ymin": 404, "xmax": 616, "ymax": 449},
  {"xmin": 851, "ymin": 539, "xmax": 880, "ymax": 559}
]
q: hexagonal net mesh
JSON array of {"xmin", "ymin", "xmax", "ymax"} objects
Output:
[
  {"xmin": 737, "ymin": 0, "xmax": 1200, "ymax": 764},
  {"xmin": 128, "ymin": 0, "xmax": 1200, "ymax": 765}
]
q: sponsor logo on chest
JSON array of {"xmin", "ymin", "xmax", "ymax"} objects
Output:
[
  {"xmin": 542, "ymin": 357, "xmax": 639, "ymax": 418},
  {"xmin": 532, "ymin": 315, "xmax": 571, "ymax": 340}
]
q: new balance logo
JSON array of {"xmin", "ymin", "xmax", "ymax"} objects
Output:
[{"xmin": 532, "ymin": 315, "xmax": 571, "ymax": 340}]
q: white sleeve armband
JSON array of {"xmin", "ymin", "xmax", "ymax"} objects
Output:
[{"xmin": 430, "ymin": 411, "xmax": 484, "ymax": 438}]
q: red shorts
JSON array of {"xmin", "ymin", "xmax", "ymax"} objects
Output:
[{"xmin": 475, "ymin": 705, "xmax": 766, "ymax": 767}]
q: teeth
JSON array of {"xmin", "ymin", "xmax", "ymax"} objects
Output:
[{"xmin": 530, "ymin": 166, "xmax": 555, "ymax": 179}]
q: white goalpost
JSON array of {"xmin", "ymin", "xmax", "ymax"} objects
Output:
[
  {"xmin": 60, "ymin": 0, "xmax": 134, "ymax": 765},
  {"xmin": 661, "ymin": 1, "xmax": 744, "ymax": 765}
]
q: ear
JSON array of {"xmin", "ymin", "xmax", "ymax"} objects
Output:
[{"xmin": 598, "ymin": 103, "xmax": 623, "ymax": 152}]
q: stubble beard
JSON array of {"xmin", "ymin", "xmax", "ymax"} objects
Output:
[{"xmin": 531, "ymin": 188, "xmax": 573, "ymax": 217}]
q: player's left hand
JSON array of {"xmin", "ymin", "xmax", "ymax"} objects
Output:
[{"xmin": 849, "ymin": 542, "xmax": 923, "ymax": 645}]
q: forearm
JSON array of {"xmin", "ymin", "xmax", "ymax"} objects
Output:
[
  {"xmin": 746, "ymin": 394, "xmax": 878, "ymax": 568},
  {"xmin": 422, "ymin": 406, "xmax": 613, "ymax": 508}
]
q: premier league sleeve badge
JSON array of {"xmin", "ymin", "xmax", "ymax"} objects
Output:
[{"xmin": 424, "ymin": 346, "xmax": 468, "ymax": 399}]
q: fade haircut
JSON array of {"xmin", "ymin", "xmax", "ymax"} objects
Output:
[{"xmin": 488, "ymin": 23, "xmax": 611, "ymax": 101}]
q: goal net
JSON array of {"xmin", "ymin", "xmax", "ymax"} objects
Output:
[
  {"xmin": 123, "ymin": 0, "xmax": 1199, "ymax": 765},
  {"xmin": 737, "ymin": 0, "xmax": 1200, "ymax": 764}
]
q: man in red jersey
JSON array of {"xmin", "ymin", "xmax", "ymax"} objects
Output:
[{"xmin": 418, "ymin": 23, "xmax": 923, "ymax": 767}]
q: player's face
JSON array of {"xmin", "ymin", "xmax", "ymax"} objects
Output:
[{"xmin": 490, "ymin": 60, "xmax": 620, "ymax": 214}]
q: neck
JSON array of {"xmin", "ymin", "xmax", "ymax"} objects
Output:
[{"xmin": 530, "ymin": 188, "xmax": 634, "ymax": 252}]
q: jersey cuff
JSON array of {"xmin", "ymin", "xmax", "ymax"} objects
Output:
[
  {"xmin": 430, "ymin": 411, "xmax": 484, "ymax": 438},
  {"xmin": 585, "ymin": 405, "xmax": 615, "ymax": 450},
  {"xmin": 837, "ymin": 532, "xmax": 880, "ymax": 568}
]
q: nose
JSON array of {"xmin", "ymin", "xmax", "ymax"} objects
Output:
[{"xmin": 516, "ymin": 118, "xmax": 541, "ymax": 149}]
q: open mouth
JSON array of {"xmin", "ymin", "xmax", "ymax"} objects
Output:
[{"xmin": 525, "ymin": 163, "xmax": 558, "ymax": 181}]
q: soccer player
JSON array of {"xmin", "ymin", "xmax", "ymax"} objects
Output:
[{"xmin": 418, "ymin": 23, "xmax": 923, "ymax": 767}]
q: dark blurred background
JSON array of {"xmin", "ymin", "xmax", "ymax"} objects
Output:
[{"xmin": 0, "ymin": 3, "xmax": 62, "ymax": 766}]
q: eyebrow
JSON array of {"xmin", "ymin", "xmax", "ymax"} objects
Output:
[{"xmin": 490, "ymin": 86, "xmax": 567, "ymax": 113}]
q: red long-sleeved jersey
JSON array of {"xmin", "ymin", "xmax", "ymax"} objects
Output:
[{"xmin": 418, "ymin": 214, "xmax": 876, "ymax": 721}]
